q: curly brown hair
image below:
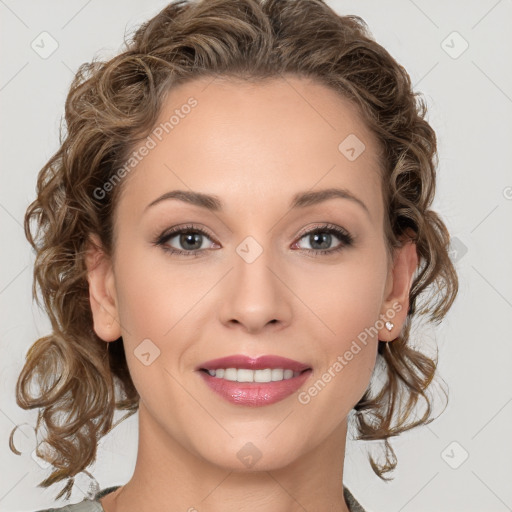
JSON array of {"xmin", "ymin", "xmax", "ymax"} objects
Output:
[{"xmin": 11, "ymin": 0, "xmax": 458, "ymax": 501}]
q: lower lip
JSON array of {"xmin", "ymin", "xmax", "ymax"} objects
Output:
[{"xmin": 198, "ymin": 369, "xmax": 312, "ymax": 407}]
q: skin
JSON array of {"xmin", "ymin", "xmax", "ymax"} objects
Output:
[{"xmin": 86, "ymin": 75, "xmax": 418, "ymax": 512}]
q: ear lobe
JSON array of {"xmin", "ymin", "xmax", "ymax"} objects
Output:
[
  {"xmin": 379, "ymin": 239, "xmax": 418, "ymax": 342},
  {"xmin": 85, "ymin": 234, "xmax": 121, "ymax": 342}
]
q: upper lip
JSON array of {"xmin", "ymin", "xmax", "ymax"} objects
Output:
[{"xmin": 197, "ymin": 354, "xmax": 311, "ymax": 373}]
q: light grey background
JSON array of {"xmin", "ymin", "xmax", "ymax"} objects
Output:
[{"xmin": 1, "ymin": 1, "xmax": 511, "ymax": 511}]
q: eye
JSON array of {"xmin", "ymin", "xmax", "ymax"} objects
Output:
[
  {"xmin": 292, "ymin": 223, "xmax": 354, "ymax": 255},
  {"xmin": 154, "ymin": 224, "xmax": 219, "ymax": 257}
]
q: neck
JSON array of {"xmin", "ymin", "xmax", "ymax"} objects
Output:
[{"xmin": 102, "ymin": 402, "xmax": 351, "ymax": 512}]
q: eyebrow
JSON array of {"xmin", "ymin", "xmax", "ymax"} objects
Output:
[{"xmin": 144, "ymin": 187, "xmax": 370, "ymax": 217}]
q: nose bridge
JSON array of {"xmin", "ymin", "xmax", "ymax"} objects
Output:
[{"xmin": 218, "ymin": 233, "xmax": 291, "ymax": 331}]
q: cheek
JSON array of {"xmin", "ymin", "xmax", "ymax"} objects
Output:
[
  {"xmin": 112, "ymin": 244, "xmax": 211, "ymax": 394},
  {"xmin": 297, "ymin": 247, "xmax": 388, "ymax": 339},
  {"xmin": 115, "ymin": 270, "xmax": 171, "ymax": 338},
  {"xmin": 112, "ymin": 252, "xmax": 200, "ymax": 407},
  {"xmin": 113, "ymin": 237, "xmax": 207, "ymax": 336},
  {"xmin": 296, "ymin": 249, "xmax": 388, "ymax": 399}
]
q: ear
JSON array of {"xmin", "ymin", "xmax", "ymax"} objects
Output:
[
  {"xmin": 85, "ymin": 233, "xmax": 121, "ymax": 342},
  {"xmin": 378, "ymin": 238, "xmax": 418, "ymax": 342}
]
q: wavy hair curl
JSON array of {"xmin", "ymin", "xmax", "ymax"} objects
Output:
[{"xmin": 10, "ymin": 0, "xmax": 458, "ymax": 500}]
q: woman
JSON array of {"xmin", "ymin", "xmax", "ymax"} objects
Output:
[{"xmin": 11, "ymin": 0, "xmax": 458, "ymax": 511}]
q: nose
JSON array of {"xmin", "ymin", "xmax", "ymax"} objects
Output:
[{"xmin": 218, "ymin": 238, "xmax": 293, "ymax": 334}]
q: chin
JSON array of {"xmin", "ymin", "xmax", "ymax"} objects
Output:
[{"xmin": 196, "ymin": 436, "xmax": 305, "ymax": 473}]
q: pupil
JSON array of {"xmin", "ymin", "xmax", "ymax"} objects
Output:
[
  {"xmin": 180, "ymin": 233, "xmax": 202, "ymax": 250},
  {"xmin": 311, "ymin": 233, "xmax": 331, "ymax": 250}
]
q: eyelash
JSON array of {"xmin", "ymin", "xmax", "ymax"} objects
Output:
[{"xmin": 153, "ymin": 223, "xmax": 354, "ymax": 258}]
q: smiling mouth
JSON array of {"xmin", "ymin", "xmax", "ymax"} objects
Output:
[{"xmin": 197, "ymin": 366, "xmax": 313, "ymax": 407}]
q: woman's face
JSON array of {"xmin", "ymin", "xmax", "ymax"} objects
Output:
[{"xmin": 87, "ymin": 76, "xmax": 416, "ymax": 471}]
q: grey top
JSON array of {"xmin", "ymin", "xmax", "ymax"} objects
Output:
[{"xmin": 35, "ymin": 484, "xmax": 367, "ymax": 512}]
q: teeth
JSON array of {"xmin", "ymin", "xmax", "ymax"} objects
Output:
[
  {"xmin": 283, "ymin": 369, "xmax": 294, "ymax": 379},
  {"xmin": 206, "ymin": 368, "xmax": 300, "ymax": 382}
]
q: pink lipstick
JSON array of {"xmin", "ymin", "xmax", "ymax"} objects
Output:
[{"xmin": 196, "ymin": 354, "xmax": 312, "ymax": 407}]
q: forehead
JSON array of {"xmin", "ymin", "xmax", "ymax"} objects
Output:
[{"xmin": 115, "ymin": 75, "xmax": 384, "ymax": 226}]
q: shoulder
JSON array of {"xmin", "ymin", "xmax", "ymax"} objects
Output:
[
  {"xmin": 343, "ymin": 485, "xmax": 368, "ymax": 512},
  {"xmin": 32, "ymin": 485, "xmax": 122, "ymax": 512},
  {"xmin": 33, "ymin": 499, "xmax": 103, "ymax": 512}
]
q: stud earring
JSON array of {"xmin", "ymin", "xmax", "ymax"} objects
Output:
[{"xmin": 385, "ymin": 321, "xmax": 394, "ymax": 332}]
